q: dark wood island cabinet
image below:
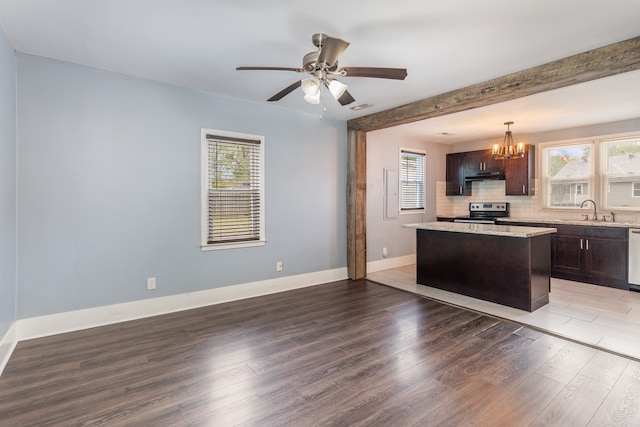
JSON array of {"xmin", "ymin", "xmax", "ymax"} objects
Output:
[{"xmin": 405, "ymin": 222, "xmax": 556, "ymax": 312}]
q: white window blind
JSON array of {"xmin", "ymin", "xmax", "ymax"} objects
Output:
[
  {"xmin": 204, "ymin": 133, "xmax": 263, "ymax": 246},
  {"xmin": 400, "ymin": 149, "xmax": 425, "ymax": 211}
]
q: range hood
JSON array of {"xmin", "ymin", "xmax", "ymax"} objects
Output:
[{"xmin": 464, "ymin": 170, "xmax": 505, "ymax": 181}]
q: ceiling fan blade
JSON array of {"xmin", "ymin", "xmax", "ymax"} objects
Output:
[
  {"xmin": 339, "ymin": 67, "xmax": 408, "ymax": 80},
  {"xmin": 267, "ymin": 80, "xmax": 302, "ymax": 102},
  {"xmin": 337, "ymin": 90, "xmax": 356, "ymax": 106},
  {"xmin": 317, "ymin": 36, "xmax": 350, "ymax": 68},
  {"xmin": 237, "ymin": 66, "xmax": 304, "ymax": 72}
]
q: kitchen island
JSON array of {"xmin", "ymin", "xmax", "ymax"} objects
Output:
[{"xmin": 403, "ymin": 222, "xmax": 557, "ymax": 312}]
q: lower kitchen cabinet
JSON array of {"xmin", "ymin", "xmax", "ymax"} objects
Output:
[
  {"xmin": 585, "ymin": 227, "xmax": 628, "ymax": 287},
  {"xmin": 550, "ymin": 225, "xmax": 628, "ymax": 289},
  {"xmin": 497, "ymin": 220, "xmax": 630, "ymax": 289},
  {"xmin": 550, "ymin": 225, "xmax": 586, "ymax": 277}
]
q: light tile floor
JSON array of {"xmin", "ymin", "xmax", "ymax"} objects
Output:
[{"xmin": 367, "ymin": 264, "xmax": 640, "ymax": 361}]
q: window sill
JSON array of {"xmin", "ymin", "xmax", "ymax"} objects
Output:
[
  {"xmin": 399, "ymin": 209, "xmax": 426, "ymax": 215},
  {"xmin": 201, "ymin": 240, "xmax": 266, "ymax": 251}
]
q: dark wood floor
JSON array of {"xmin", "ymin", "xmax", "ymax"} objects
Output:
[{"xmin": 1, "ymin": 280, "xmax": 640, "ymax": 426}]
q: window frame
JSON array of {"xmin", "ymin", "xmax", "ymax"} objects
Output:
[
  {"xmin": 398, "ymin": 147, "xmax": 426, "ymax": 214},
  {"xmin": 602, "ymin": 136, "xmax": 640, "ymax": 209},
  {"xmin": 539, "ymin": 133, "xmax": 640, "ymax": 212},
  {"xmin": 540, "ymin": 140, "xmax": 595, "ymax": 210},
  {"xmin": 200, "ymin": 128, "xmax": 265, "ymax": 251}
]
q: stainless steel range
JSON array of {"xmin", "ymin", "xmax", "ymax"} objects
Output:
[{"xmin": 453, "ymin": 202, "xmax": 510, "ymax": 224}]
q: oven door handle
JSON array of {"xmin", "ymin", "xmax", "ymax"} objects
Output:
[{"xmin": 454, "ymin": 219, "xmax": 495, "ymax": 224}]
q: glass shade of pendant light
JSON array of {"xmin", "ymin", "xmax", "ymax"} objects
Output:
[
  {"xmin": 492, "ymin": 121, "xmax": 525, "ymax": 160},
  {"xmin": 301, "ymin": 77, "xmax": 320, "ymax": 104},
  {"xmin": 327, "ymin": 79, "xmax": 348, "ymax": 101}
]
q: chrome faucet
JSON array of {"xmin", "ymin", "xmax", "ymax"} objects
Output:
[{"xmin": 580, "ymin": 199, "xmax": 597, "ymax": 220}]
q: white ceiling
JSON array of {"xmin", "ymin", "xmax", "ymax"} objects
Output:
[{"xmin": 1, "ymin": 0, "xmax": 639, "ymax": 143}]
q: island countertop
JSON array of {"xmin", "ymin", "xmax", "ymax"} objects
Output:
[{"xmin": 403, "ymin": 222, "xmax": 557, "ymax": 238}]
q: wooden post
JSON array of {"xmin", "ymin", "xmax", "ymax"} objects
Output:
[{"xmin": 347, "ymin": 130, "xmax": 367, "ymax": 279}]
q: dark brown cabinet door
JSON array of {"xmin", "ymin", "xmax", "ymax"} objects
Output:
[
  {"xmin": 550, "ymin": 234, "xmax": 586, "ymax": 277},
  {"xmin": 550, "ymin": 224, "xmax": 628, "ymax": 289},
  {"xmin": 445, "ymin": 152, "xmax": 468, "ymax": 196},
  {"xmin": 505, "ymin": 144, "xmax": 535, "ymax": 196},
  {"xmin": 585, "ymin": 237, "xmax": 628, "ymax": 288},
  {"xmin": 482, "ymin": 150, "xmax": 506, "ymax": 174},
  {"xmin": 464, "ymin": 149, "xmax": 504, "ymax": 175},
  {"xmin": 463, "ymin": 150, "xmax": 484, "ymax": 175}
]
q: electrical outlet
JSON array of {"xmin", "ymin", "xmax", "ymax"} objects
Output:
[
  {"xmin": 147, "ymin": 277, "xmax": 156, "ymax": 290},
  {"xmin": 276, "ymin": 261, "xmax": 283, "ymax": 272},
  {"xmin": 382, "ymin": 247, "xmax": 388, "ymax": 258}
]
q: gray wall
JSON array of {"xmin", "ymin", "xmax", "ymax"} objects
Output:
[
  {"xmin": 0, "ymin": 26, "xmax": 16, "ymax": 338},
  {"xmin": 16, "ymin": 53, "xmax": 347, "ymax": 318},
  {"xmin": 366, "ymin": 129, "xmax": 448, "ymax": 262}
]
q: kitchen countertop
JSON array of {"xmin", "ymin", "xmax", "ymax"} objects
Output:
[
  {"xmin": 436, "ymin": 216, "xmax": 640, "ymax": 228},
  {"xmin": 497, "ymin": 217, "xmax": 640, "ymax": 228},
  {"xmin": 404, "ymin": 222, "xmax": 557, "ymax": 238}
]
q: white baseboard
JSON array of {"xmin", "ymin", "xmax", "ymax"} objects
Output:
[
  {"xmin": 14, "ymin": 266, "xmax": 348, "ymax": 343},
  {"xmin": 0, "ymin": 322, "xmax": 18, "ymax": 376},
  {"xmin": 367, "ymin": 254, "xmax": 416, "ymax": 274}
]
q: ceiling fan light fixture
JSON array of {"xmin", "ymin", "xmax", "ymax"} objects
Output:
[
  {"xmin": 237, "ymin": 33, "xmax": 408, "ymax": 107},
  {"xmin": 303, "ymin": 91, "xmax": 320, "ymax": 104},
  {"xmin": 492, "ymin": 121, "xmax": 525, "ymax": 160},
  {"xmin": 301, "ymin": 77, "xmax": 320, "ymax": 96},
  {"xmin": 327, "ymin": 79, "xmax": 348, "ymax": 101}
]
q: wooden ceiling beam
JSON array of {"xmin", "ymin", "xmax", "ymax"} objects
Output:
[{"xmin": 347, "ymin": 36, "xmax": 640, "ymax": 132}]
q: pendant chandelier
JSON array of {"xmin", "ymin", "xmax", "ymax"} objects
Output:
[{"xmin": 492, "ymin": 121, "xmax": 525, "ymax": 160}]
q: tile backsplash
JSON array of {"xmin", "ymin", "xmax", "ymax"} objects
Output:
[{"xmin": 436, "ymin": 180, "xmax": 640, "ymax": 223}]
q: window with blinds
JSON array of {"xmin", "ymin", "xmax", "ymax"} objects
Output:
[
  {"xmin": 201, "ymin": 129, "xmax": 265, "ymax": 250},
  {"xmin": 399, "ymin": 148, "xmax": 426, "ymax": 211}
]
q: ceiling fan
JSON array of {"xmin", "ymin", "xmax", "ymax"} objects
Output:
[{"xmin": 236, "ymin": 33, "xmax": 408, "ymax": 106}]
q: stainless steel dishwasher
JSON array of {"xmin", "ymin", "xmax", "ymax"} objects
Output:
[{"xmin": 630, "ymin": 228, "xmax": 640, "ymax": 291}]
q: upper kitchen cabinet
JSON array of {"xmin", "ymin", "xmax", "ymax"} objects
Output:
[
  {"xmin": 445, "ymin": 152, "xmax": 469, "ymax": 196},
  {"xmin": 464, "ymin": 149, "xmax": 505, "ymax": 177},
  {"xmin": 446, "ymin": 149, "xmax": 505, "ymax": 196},
  {"xmin": 505, "ymin": 144, "xmax": 535, "ymax": 196}
]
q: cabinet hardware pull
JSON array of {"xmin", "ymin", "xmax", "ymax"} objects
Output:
[
  {"xmin": 586, "ymin": 239, "xmax": 589, "ymax": 250},
  {"xmin": 580, "ymin": 238, "xmax": 583, "ymax": 250},
  {"xmin": 459, "ymin": 186, "xmax": 462, "ymax": 194},
  {"xmin": 522, "ymin": 184, "xmax": 525, "ymax": 194}
]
